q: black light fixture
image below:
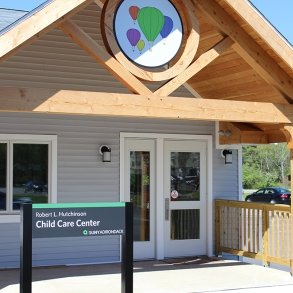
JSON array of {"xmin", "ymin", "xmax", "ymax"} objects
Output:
[
  {"xmin": 99, "ymin": 145, "xmax": 111, "ymax": 162},
  {"xmin": 221, "ymin": 149, "xmax": 233, "ymax": 164}
]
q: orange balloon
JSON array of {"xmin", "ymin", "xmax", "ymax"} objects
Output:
[{"xmin": 129, "ymin": 6, "xmax": 139, "ymax": 21}]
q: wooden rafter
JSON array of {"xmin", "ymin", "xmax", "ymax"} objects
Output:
[
  {"xmin": 195, "ymin": 0, "xmax": 293, "ymax": 101},
  {"xmin": 1, "ymin": 87, "xmax": 293, "ymax": 124},
  {"xmin": 155, "ymin": 37, "xmax": 234, "ymax": 96},
  {"xmin": 94, "ymin": 0, "xmax": 105, "ymax": 7},
  {"xmin": 59, "ymin": 20, "xmax": 152, "ymax": 95},
  {"xmin": 0, "ymin": 0, "xmax": 93, "ymax": 63},
  {"xmin": 222, "ymin": 0, "xmax": 293, "ymax": 71}
]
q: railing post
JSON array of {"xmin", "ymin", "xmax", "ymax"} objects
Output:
[
  {"xmin": 282, "ymin": 127, "xmax": 293, "ymax": 276},
  {"xmin": 262, "ymin": 205, "xmax": 269, "ymax": 267},
  {"xmin": 290, "ymin": 149, "xmax": 293, "ymax": 276},
  {"xmin": 215, "ymin": 201, "xmax": 221, "ymax": 256}
]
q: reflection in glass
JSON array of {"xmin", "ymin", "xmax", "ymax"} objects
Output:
[
  {"xmin": 13, "ymin": 144, "xmax": 48, "ymax": 210},
  {"xmin": 171, "ymin": 209, "xmax": 200, "ymax": 240},
  {"xmin": 130, "ymin": 151, "xmax": 150, "ymax": 242},
  {"xmin": 0, "ymin": 144, "xmax": 7, "ymax": 211},
  {"xmin": 170, "ymin": 152, "xmax": 200, "ymax": 201}
]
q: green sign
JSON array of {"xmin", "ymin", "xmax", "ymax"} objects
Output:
[{"xmin": 32, "ymin": 202, "xmax": 126, "ymax": 239}]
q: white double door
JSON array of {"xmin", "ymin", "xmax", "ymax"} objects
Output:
[{"xmin": 123, "ymin": 138, "xmax": 207, "ymax": 259}]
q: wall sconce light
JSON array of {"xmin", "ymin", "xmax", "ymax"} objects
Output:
[
  {"xmin": 221, "ymin": 149, "xmax": 233, "ymax": 164},
  {"xmin": 99, "ymin": 145, "xmax": 111, "ymax": 162}
]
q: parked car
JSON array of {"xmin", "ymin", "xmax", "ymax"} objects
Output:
[
  {"xmin": 0, "ymin": 191, "xmax": 33, "ymax": 210},
  {"xmin": 23, "ymin": 181, "xmax": 47, "ymax": 193},
  {"xmin": 245, "ymin": 187, "xmax": 291, "ymax": 205}
]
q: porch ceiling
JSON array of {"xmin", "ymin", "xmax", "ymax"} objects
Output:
[{"xmin": 0, "ymin": 0, "xmax": 292, "ymax": 144}]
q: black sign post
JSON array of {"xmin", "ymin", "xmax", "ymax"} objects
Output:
[
  {"xmin": 20, "ymin": 204, "xmax": 32, "ymax": 293},
  {"xmin": 20, "ymin": 202, "xmax": 133, "ymax": 293},
  {"xmin": 122, "ymin": 202, "xmax": 133, "ymax": 293}
]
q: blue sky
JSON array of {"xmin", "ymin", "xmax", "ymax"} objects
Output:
[
  {"xmin": 250, "ymin": 0, "xmax": 293, "ymax": 44},
  {"xmin": 0, "ymin": 0, "xmax": 292, "ymax": 44}
]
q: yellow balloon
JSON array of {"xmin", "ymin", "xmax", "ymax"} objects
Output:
[{"xmin": 137, "ymin": 39, "xmax": 145, "ymax": 52}]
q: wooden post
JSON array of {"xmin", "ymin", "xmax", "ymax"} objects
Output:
[
  {"xmin": 215, "ymin": 201, "xmax": 221, "ymax": 256},
  {"xmin": 262, "ymin": 205, "xmax": 269, "ymax": 267},
  {"xmin": 281, "ymin": 126, "xmax": 293, "ymax": 276},
  {"xmin": 289, "ymin": 149, "xmax": 293, "ymax": 276}
]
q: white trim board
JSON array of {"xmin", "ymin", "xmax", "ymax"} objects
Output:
[{"xmin": 0, "ymin": 134, "xmax": 57, "ymax": 223}]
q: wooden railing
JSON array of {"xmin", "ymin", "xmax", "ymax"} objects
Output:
[{"xmin": 215, "ymin": 200, "xmax": 292, "ymax": 271}]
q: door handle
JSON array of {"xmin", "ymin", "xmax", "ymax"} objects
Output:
[{"xmin": 165, "ymin": 198, "xmax": 170, "ymax": 221}]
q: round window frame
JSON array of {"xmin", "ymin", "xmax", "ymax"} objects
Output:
[
  {"xmin": 113, "ymin": 0, "xmax": 184, "ymax": 69},
  {"xmin": 102, "ymin": 0, "xmax": 200, "ymax": 82}
]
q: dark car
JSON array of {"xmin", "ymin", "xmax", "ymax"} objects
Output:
[
  {"xmin": 245, "ymin": 187, "xmax": 291, "ymax": 205},
  {"xmin": 23, "ymin": 181, "xmax": 47, "ymax": 193},
  {"xmin": 0, "ymin": 191, "xmax": 33, "ymax": 210}
]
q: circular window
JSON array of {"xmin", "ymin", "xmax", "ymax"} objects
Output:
[
  {"xmin": 114, "ymin": 0, "xmax": 183, "ymax": 68},
  {"xmin": 102, "ymin": 0, "xmax": 199, "ymax": 81}
]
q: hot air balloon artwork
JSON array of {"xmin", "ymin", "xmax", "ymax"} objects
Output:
[
  {"xmin": 126, "ymin": 28, "xmax": 141, "ymax": 51},
  {"xmin": 137, "ymin": 7, "xmax": 164, "ymax": 48},
  {"xmin": 137, "ymin": 39, "xmax": 145, "ymax": 53},
  {"xmin": 129, "ymin": 6, "xmax": 139, "ymax": 24},
  {"xmin": 160, "ymin": 16, "xmax": 174, "ymax": 40},
  {"xmin": 114, "ymin": 0, "xmax": 183, "ymax": 68}
]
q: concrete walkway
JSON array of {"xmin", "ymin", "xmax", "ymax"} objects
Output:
[{"xmin": 1, "ymin": 257, "xmax": 293, "ymax": 292}]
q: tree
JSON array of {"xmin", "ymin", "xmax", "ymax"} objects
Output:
[{"xmin": 242, "ymin": 143, "xmax": 290, "ymax": 189}]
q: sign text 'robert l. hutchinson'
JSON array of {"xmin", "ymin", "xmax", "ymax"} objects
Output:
[{"xmin": 32, "ymin": 203, "xmax": 125, "ymax": 239}]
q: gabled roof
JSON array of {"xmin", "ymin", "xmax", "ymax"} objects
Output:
[
  {"xmin": 0, "ymin": 8, "xmax": 27, "ymax": 32},
  {"xmin": 0, "ymin": 0, "xmax": 92, "ymax": 62},
  {"xmin": 0, "ymin": 0, "xmax": 292, "ymax": 145}
]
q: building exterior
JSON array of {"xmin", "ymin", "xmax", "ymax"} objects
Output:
[{"xmin": 0, "ymin": 0, "xmax": 292, "ymax": 269}]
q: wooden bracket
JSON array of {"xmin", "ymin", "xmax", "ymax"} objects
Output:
[{"xmin": 59, "ymin": 20, "xmax": 152, "ymax": 95}]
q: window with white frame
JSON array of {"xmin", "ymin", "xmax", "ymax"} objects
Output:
[{"xmin": 0, "ymin": 135, "xmax": 57, "ymax": 214}]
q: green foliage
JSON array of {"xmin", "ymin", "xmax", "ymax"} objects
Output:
[{"xmin": 242, "ymin": 143, "xmax": 290, "ymax": 189}]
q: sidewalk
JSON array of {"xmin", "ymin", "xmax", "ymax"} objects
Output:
[{"xmin": 1, "ymin": 257, "xmax": 293, "ymax": 292}]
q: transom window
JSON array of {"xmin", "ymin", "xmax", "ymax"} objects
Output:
[{"xmin": 0, "ymin": 135, "xmax": 57, "ymax": 214}]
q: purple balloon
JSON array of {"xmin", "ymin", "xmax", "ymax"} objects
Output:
[
  {"xmin": 127, "ymin": 29, "xmax": 141, "ymax": 47},
  {"xmin": 160, "ymin": 16, "xmax": 173, "ymax": 38}
]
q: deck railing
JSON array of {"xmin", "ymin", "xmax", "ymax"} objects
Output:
[{"xmin": 215, "ymin": 200, "xmax": 292, "ymax": 271}]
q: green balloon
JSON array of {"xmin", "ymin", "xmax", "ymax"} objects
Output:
[{"xmin": 137, "ymin": 7, "xmax": 164, "ymax": 42}]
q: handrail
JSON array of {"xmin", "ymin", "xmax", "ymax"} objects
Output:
[{"xmin": 215, "ymin": 199, "xmax": 292, "ymax": 271}]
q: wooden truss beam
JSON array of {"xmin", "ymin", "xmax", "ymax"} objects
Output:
[
  {"xmin": 59, "ymin": 20, "xmax": 152, "ymax": 95},
  {"xmin": 0, "ymin": 0, "xmax": 92, "ymax": 63},
  {"xmin": 219, "ymin": 122, "xmax": 289, "ymax": 144},
  {"xmin": 195, "ymin": 0, "xmax": 293, "ymax": 101},
  {"xmin": 1, "ymin": 87, "xmax": 293, "ymax": 124},
  {"xmin": 219, "ymin": 122, "xmax": 269, "ymax": 144},
  {"xmin": 155, "ymin": 37, "xmax": 234, "ymax": 96},
  {"xmin": 222, "ymin": 0, "xmax": 293, "ymax": 71}
]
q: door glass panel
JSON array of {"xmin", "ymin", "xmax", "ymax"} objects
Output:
[
  {"xmin": 0, "ymin": 144, "xmax": 7, "ymax": 211},
  {"xmin": 171, "ymin": 209, "xmax": 200, "ymax": 240},
  {"xmin": 170, "ymin": 152, "xmax": 200, "ymax": 201},
  {"xmin": 130, "ymin": 151, "xmax": 150, "ymax": 242},
  {"xmin": 13, "ymin": 144, "xmax": 48, "ymax": 210}
]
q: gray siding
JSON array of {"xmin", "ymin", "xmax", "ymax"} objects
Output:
[
  {"xmin": 0, "ymin": 112, "xmax": 240, "ymax": 268},
  {"xmin": 213, "ymin": 149, "xmax": 240, "ymax": 200}
]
